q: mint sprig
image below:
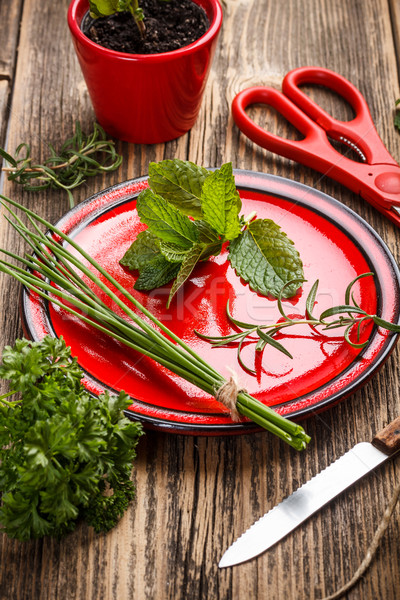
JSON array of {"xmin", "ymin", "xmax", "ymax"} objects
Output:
[{"xmin": 120, "ymin": 160, "xmax": 304, "ymax": 307}]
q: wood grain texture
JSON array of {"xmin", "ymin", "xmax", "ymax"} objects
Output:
[
  {"xmin": 0, "ymin": 0, "xmax": 23, "ymax": 147},
  {"xmin": 1, "ymin": 0, "xmax": 400, "ymax": 599},
  {"xmin": 0, "ymin": 0, "xmax": 23, "ymax": 76}
]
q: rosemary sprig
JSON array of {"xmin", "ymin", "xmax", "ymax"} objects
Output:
[
  {"xmin": 196, "ymin": 275, "xmax": 400, "ymax": 374},
  {"xmin": 0, "ymin": 195, "xmax": 310, "ymax": 451},
  {"xmin": 0, "ymin": 122, "xmax": 122, "ymax": 208}
]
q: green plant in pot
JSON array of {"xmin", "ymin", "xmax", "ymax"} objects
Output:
[
  {"xmin": 68, "ymin": 0, "xmax": 223, "ymax": 144},
  {"xmin": 88, "ymin": 0, "xmax": 146, "ymax": 39}
]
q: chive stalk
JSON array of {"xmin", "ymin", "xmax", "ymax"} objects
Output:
[{"xmin": 0, "ymin": 195, "xmax": 310, "ymax": 450}]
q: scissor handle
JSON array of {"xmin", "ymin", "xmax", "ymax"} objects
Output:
[
  {"xmin": 232, "ymin": 85, "xmax": 339, "ymax": 168},
  {"xmin": 282, "ymin": 66, "xmax": 395, "ymax": 165},
  {"xmin": 232, "ymin": 71, "xmax": 400, "ymax": 215}
]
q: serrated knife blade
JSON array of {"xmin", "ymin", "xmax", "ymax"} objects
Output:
[{"xmin": 219, "ymin": 416, "xmax": 400, "ymax": 568}]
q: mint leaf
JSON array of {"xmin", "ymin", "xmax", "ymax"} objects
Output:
[
  {"xmin": 167, "ymin": 244, "xmax": 204, "ymax": 308},
  {"xmin": 119, "ymin": 230, "xmax": 160, "ymax": 270},
  {"xmin": 158, "ymin": 240, "xmax": 192, "ymax": 263},
  {"xmin": 228, "ymin": 219, "xmax": 304, "ymax": 298},
  {"xmin": 193, "ymin": 219, "xmax": 220, "ymax": 243},
  {"xmin": 134, "ymin": 255, "xmax": 181, "ymax": 290},
  {"xmin": 137, "ymin": 189, "xmax": 199, "ymax": 248},
  {"xmin": 120, "ymin": 230, "xmax": 182, "ymax": 289},
  {"xmin": 201, "ymin": 163, "xmax": 242, "ymax": 240},
  {"xmin": 193, "ymin": 220, "xmax": 223, "ymax": 260},
  {"xmin": 199, "ymin": 240, "xmax": 223, "ymax": 261},
  {"xmin": 148, "ymin": 159, "xmax": 210, "ymax": 219}
]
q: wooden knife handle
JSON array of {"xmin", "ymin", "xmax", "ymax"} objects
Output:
[{"xmin": 372, "ymin": 416, "xmax": 400, "ymax": 455}]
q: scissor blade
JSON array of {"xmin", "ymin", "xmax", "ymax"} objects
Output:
[{"xmin": 219, "ymin": 442, "xmax": 388, "ymax": 568}]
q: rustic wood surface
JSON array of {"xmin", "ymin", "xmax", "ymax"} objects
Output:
[{"xmin": 1, "ymin": 0, "xmax": 400, "ymax": 598}]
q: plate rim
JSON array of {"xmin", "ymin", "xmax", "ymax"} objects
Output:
[{"xmin": 20, "ymin": 169, "xmax": 400, "ymax": 434}]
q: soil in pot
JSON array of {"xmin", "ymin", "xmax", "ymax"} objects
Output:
[{"xmin": 82, "ymin": 0, "xmax": 210, "ymax": 54}]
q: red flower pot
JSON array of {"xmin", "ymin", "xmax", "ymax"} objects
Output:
[{"xmin": 68, "ymin": 0, "xmax": 223, "ymax": 144}]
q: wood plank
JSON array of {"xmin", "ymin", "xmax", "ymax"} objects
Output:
[
  {"xmin": 0, "ymin": 0, "xmax": 23, "ymax": 146},
  {"xmin": 0, "ymin": 0, "xmax": 23, "ymax": 76},
  {"xmin": 0, "ymin": 81, "xmax": 10, "ymax": 148},
  {"xmin": 1, "ymin": 0, "xmax": 400, "ymax": 599}
]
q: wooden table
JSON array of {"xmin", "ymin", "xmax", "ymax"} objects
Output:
[{"xmin": 1, "ymin": 1, "xmax": 400, "ymax": 598}]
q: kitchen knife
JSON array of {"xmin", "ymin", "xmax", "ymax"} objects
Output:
[{"xmin": 219, "ymin": 416, "xmax": 400, "ymax": 568}]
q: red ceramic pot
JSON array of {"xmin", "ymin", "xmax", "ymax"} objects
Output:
[{"xmin": 68, "ymin": 0, "xmax": 223, "ymax": 144}]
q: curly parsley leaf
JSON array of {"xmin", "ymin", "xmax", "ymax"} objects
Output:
[{"xmin": 0, "ymin": 336, "xmax": 143, "ymax": 541}]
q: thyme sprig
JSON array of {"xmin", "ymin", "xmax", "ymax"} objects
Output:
[
  {"xmin": 196, "ymin": 274, "xmax": 400, "ymax": 375},
  {"xmin": 0, "ymin": 196, "xmax": 310, "ymax": 451},
  {"xmin": 0, "ymin": 122, "xmax": 122, "ymax": 208}
]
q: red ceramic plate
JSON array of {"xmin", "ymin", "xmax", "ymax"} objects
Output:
[{"xmin": 20, "ymin": 170, "xmax": 400, "ymax": 434}]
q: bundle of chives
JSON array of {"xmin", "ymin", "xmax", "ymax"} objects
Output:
[{"xmin": 0, "ymin": 195, "xmax": 310, "ymax": 450}]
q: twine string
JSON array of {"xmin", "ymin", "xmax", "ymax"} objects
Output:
[
  {"xmin": 215, "ymin": 368, "xmax": 245, "ymax": 422},
  {"xmin": 320, "ymin": 477, "xmax": 400, "ymax": 600}
]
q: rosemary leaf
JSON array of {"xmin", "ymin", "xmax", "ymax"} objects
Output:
[
  {"xmin": 0, "ymin": 122, "xmax": 122, "ymax": 208},
  {"xmin": 199, "ymin": 273, "xmax": 400, "ymax": 375}
]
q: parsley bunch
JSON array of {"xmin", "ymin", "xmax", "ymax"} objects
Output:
[{"xmin": 0, "ymin": 336, "xmax": 143, "ymax": 541}]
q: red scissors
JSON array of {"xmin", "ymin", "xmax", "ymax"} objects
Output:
[{"xmin": 232, "ymin": 66, "xmax": 400, "ymax": 227}]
